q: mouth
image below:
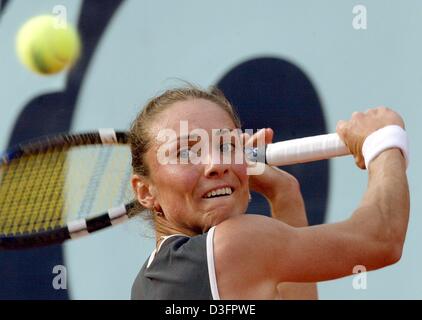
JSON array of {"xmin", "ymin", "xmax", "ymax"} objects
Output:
[{"xmin": 202, "ymin": 186, "xmax": 234, "ymax": 199}]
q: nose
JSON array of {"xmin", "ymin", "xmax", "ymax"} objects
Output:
[{"xmin": 204, "ymin": 151, "xmax": 230, "ymax": 178}]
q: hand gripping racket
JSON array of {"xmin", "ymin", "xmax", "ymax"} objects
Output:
[{"xmin": 0, "ymin": 129, "xmax": 350, "ymax": 249}]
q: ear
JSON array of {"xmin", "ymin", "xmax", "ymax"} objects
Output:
[{"xmin": 131, "ymin": 174, "xmax": 158, "ymax": 209}]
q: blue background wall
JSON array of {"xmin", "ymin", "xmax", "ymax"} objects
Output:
[{"xmin": 0, "ymin": 0, "xmax": 420, "ymax": 299}]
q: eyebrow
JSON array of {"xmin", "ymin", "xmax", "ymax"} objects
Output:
[
  {"xmin": 178, "ymin": 128, "xmax": 237, "ymax": 139},
  {"xmin": 178, "ymin": 133, "xmax": 200, "ymax": 141},
  {"xmin": 165, "ymin": 128, "xmax": 239, "ymax": 145},
  {"xmin": 164, "ymin": 134, "xmax": 199, "ymax": 146},
  {"xmin": 215, "ymin": 128, "xmax": 234, "ymax": 135}
]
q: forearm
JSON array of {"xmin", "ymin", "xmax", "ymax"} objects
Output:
[
  {"xmin": 268, "ymin": 179, "xmax": 308, "ymax": 227},
  {"xmin": 352, "ymin": 149, "xmax": 410, "ymax": 251},
  {"xmin": 257, "ymin": 166, "xmax": 309, "ymax": 227}
]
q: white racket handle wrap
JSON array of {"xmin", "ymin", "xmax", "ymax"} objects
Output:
[{"xmin": 248, "ymin": 133, "xmax": 350, "ymax": 166}]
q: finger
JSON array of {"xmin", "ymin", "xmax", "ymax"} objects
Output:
[
  {"xmin": 265, "ymin": 128, "xmax": 274, "ymax": 144},
  {"xmin": 336, "ymin": 120, "xmax": 349, "ymax": 142},
  {"xmin": 336, "ymin": 120, "xmax": 346, "ymax": 133},
  {"xmin": 355, "ymin": 156, "xmax": 366, "ymax": 170},
  {"xmin": 254, "ymin": 128, "xmax": 274, "ymax": 145},
  {"xmin": 240, "ymin": 133, "xmax": 250, "ymax": 146},
  {"xmin": 245, "ymin": 128, "xmax": 265, "ymax": 148}
]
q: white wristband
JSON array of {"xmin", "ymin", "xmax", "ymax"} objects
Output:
[{"xmin": 362, "ymin": 125, "xmax": 409, "ymax": 169}]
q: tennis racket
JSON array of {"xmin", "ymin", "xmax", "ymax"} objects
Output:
[
  {"xmin": 0, "ymin": 129, "xmax": 350, "ymax": 250},
  {"xmin": 0, "ymin": 129, "xmax": 135, "ymax": 250}
]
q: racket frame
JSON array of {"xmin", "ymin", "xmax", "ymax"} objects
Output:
[{"xmin": 0, "ymin": 130, "xmax": 137, "ymax": 250}]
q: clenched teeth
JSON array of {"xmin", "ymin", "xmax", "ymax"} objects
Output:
[{"xmin": 205, "ymin": 187, "xmax": 232, "ymax": 198}]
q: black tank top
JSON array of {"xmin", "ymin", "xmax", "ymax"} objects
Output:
[{"xmin": 131, "ymin": 226, "xmax": 219, "ymax": 300}]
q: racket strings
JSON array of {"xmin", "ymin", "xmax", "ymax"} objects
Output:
[
  {"xmin": 103, "ymin": 147, "xmax": 133, "ymax": 210},
  {"xmin": 0, "ymin": 148, "xmax": 67, "ymax": 234},
  {"xmin": 0, "ymin": 144, "xmax": 134, "ymax": 236},
  {"xmin": 64, "ymin": 145, "xmax": 134, "ymax": 221},
  {"xmin": 76, "ymin": 147, "xmax": 113, "ymax": 219}
]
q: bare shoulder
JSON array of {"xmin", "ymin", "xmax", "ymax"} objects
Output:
[
  {"xmin": 214, "ymin": 214, "xmax": 293, "ymax": 251},
  {"xmin": 212, "ymin": 214, "xmax": 294, "ymax": 299},
  {"xmin": 214, "ymin": 214, "xmax": 297, "ymax": 264},
  {"xmin": 213, "ymin": 213, "xmax": 295, "ymax": 272}
]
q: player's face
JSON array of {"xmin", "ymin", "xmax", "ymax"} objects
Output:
[{"xmin": 145, "ymin": 99, "xmax": 250, "ymax": 234}]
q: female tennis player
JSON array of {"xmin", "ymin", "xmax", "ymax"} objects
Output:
[{"xmin": 129, "ymin": 86, "xmax": 409, "ymax": 300}]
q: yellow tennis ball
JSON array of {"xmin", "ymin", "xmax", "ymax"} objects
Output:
[{"xmin": 16, "ymin": 15, "xmax": 81, "ymax": 75}]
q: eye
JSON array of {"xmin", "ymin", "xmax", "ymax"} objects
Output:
[
  {"xmin": 220, "ymin": 142, "xmax": 235, "ymax": 153},
  {"xmin": 178, "ymin": 148, "xmax": 192, "ymax": 159},
  {"xmin": 178, "ymin": 148, "xmax": 201, "ymax": 159}
]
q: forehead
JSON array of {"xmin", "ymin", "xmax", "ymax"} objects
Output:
[{"xmin": 150, "ymin": 98, "xmax": 237, "ymax": 134}]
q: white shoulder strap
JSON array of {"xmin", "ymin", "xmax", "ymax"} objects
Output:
[{"xmin": 206, "ymin": 226, "xmax": 220, "ymax": 300}]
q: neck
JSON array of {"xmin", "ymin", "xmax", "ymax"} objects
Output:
[{"xmin": 154, "ymin": 217, "xmax": 198, "ymax": 246}]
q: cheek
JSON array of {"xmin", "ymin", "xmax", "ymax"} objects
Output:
[
  {"xmin": 156, "ymin": 165, "xmax": 201, "ymax": 195},
  {"xmin": 232, "ymin": 163, "xmax": 249, "ymax": 185}
]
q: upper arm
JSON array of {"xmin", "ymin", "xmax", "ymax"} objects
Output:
[{"xmin": 213, "ymin": 214, "xmax": 397, "ymax": 288}]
